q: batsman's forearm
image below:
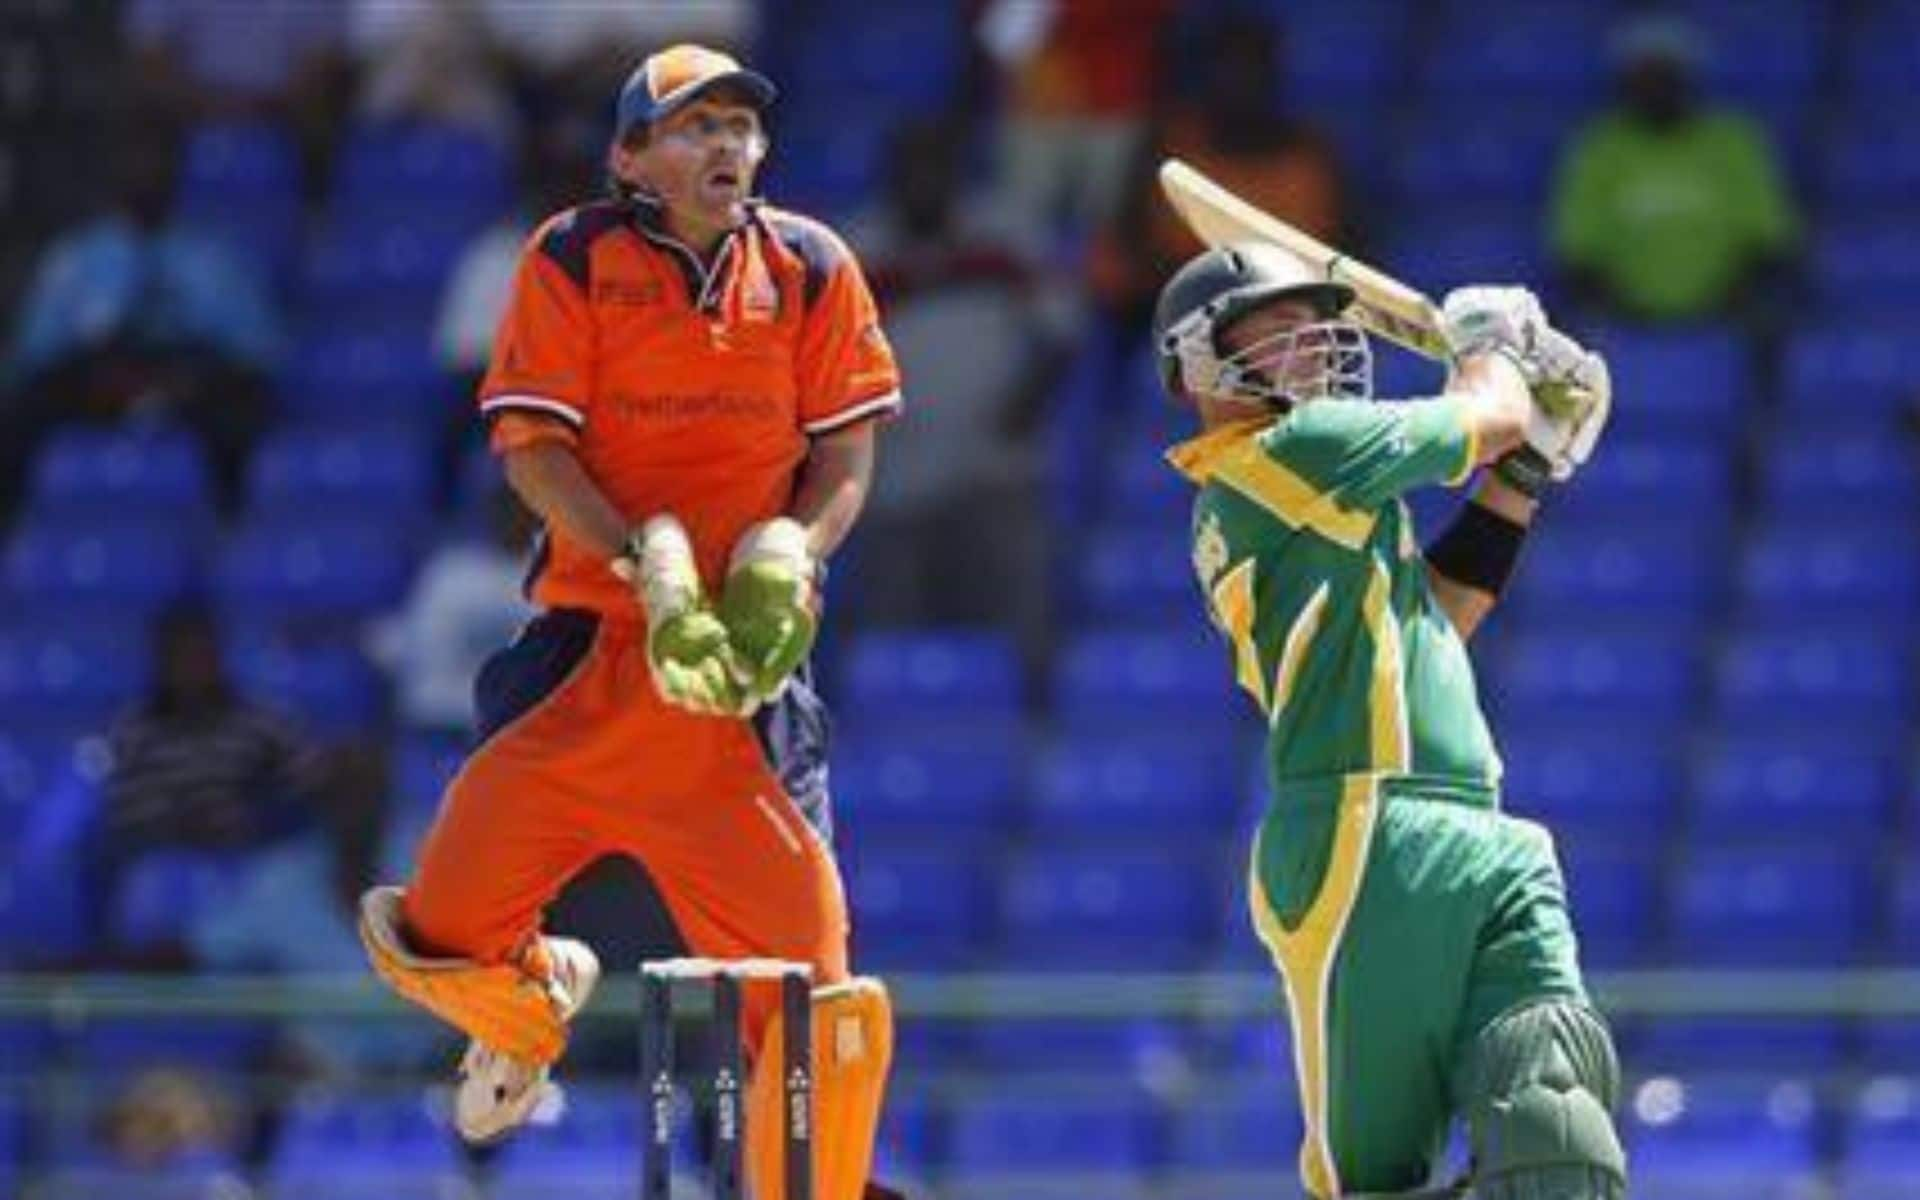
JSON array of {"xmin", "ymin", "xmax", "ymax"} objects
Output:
[
  {"xmin": 788, "ymin": 421, "xmax": 874, "ymax": 560},
  {"xmin": 1448, "ymin": 353, "xmax": 1531, "ymax": 464},
  {"xmin": 501, "ymin": 441, "xmax": 629, "ymax": 563},
  {"xmin": 1425, "ymin": 477, "xmax": 1537, "ymax": 641}
]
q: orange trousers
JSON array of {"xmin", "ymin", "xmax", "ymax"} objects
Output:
[{"xmin": 402, "ymin": 610, "xmax": 850, "ymax": 1043}]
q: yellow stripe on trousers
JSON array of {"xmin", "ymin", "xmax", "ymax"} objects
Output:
[{"xmin": 1247, "ymin": 562, "xmax": 1407, "ymax": 1198}]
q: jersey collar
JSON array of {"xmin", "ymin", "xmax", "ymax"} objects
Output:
[{"xmin": 1165, "ymin": 417, "xmax": 1274, "ymax": 484}]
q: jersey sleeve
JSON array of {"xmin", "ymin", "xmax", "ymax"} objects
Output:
[
  {"xmin": 1260, "ymin": 398, "xmax": 1477, "ymax": 510},
  {"xmin": 478, "ymin": 235, "xmax": 594, "ymax": 445},
  {"xmin": 794, "ymin": 232, "xmax": 902, "ymax": 434}
]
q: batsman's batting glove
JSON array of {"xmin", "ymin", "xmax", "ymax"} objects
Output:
[
  {"xmin": 718, "ymin": 517, "xmax": 819, "ymax": 702},
  {"xmin": 613, "ymin": 515, "xmax": 756, "ymax": 717}
]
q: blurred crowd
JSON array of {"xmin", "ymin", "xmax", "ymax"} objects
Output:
[{"xmin": 0, "ymin": 0, "xmax": 1914, "ymax": 1178}]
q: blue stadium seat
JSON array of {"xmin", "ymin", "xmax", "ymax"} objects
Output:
[
  {"xmin": 761, "ymin": 109, "xmax": 893, "ymax": 220},
  {"xmin": 27, "ymin": 428, "xmax": 212, "ymax": 520},
  {"xmin": 1715, "ymin": 630, "xmax": 1914, "ymax": 736},
  {"xmin": 1820, "ymin": 122, "xmax": 1920, "ymax": 214},
  {"xmin": 1759, "ymin": 432, "xmax": 1919, "ymax": 520},
  {"xmin": 1392, "ymin": 109, "xmax": 1570, "ymax": 216},
  {"xmin": 945, "ymin": 1088, "xmax": 1158, "ymax": 1172},
  {"xmin": 1490, "ymin": 630, "xmax": 1700, "ymax": 730},
  {"xmin": 845, "ymin": 845, "xmax": 992, "ymax": 970},
  {"xmin": 841, "ymin": 629, "xmax": 1023, "ymax": 724},
  {"xmin": 1076, "ymin": 524, "xmax": 1198, "ymax": 622},
  {"xmin": 1510, "ymin": 528, "xmax": 1719, "ymax": 629},
  {"xmin": 1739, "ymin": 521, "xmax": 1918, "ymax": 623},
  {"xmin": 1591, "ymin": 326, "xmax": 1748, "ymax": 437},
  {"xmin": 999, "ymin": 849, "xmax": 1219, "ymax": 969},
  {"xmin": 1055, "ymin": 628, "xmax": 1241, "ymax": 734},
  {"xmin": 1840, "ymin": 7, "xmax": 1920, "ymax": 111},
  {"xmin": 1692, "ymin": 737, "xmax": 1899, "ymax": 846},
  {"xmin": 1808, "ymin": 221, "xmax": 1920, "ymax": 316},
  {"xmin": 1635, "ymin": 1018, "xmax": 1849, "ymax": 1076},
  {"xmin": 1499, "ymin": 729, "xmax": 1680, "ymax": 843},
  {"xmin": 331, "ymin": 121, "xmax": 509, "ymax": 229},
  {"xmin": 1679, "ymin": 0, "xmax": 1827, "ymax": 109},
  {"xmin": 1170, "ymin": 1081, "xmax": 1303, "ymax": 1170},
  {"xmin": 1419, "ymin": 4, "xmax": 1607, "ymax": 101},
  {"xmin": 32, "ymin": 1156, "xmax": 253, "ymax": 1200},
  {"xmin": 280, "ymin": 330, "xmax": 447, "ymax": 426},
  {"xmin": 248, "ymin": 427, "xmax": 434, "ymax": 518},
  {"xmin": 1624, "ymin": 1076, "xmax": 1821, "ymax": 1195},
  {"xmin": 1559, "ymin": 845, "xmax": 1658, "ymax": 967},
  {"xmin": 1893, "ymin": 863, "xmax": 1920, "ymax": 959},
  {"xmin": 1032, "ymin": 734, "xmax": 1244, "ymax": 836},
  {"xmin": 1780, "ymin": 326, "xmax": 1920, "ymax": 432},
  {"xmin": 971, "ymin": 1018, "xmax": 1187, "ymax": 1077},
  {"xmin": 109, "ymin": 850, "xmax": 243, "ymax": 950},
  {"xmin": 1385, "ymin": 214, "xmax": 1547, "ymax": 295},
  {"xmin": 1672, "ymin": 849, "xmax": 1869, "ymax": 964},
  {"xmin": 489, "ymin": 1085, "xmax": 645, "ymax": 1176},
  {"xmin": 300, "ymin": 219, "xmax": 471, "ymax": 329},
  {"xmin": 788, "ymin": 5, "xmax": 963, "ymax": 114},
  {"xmin": 1281, "ymin": 2, "xmax": 1411, "ymax": 102},
  {"xmin": 270, "ymin": 1169, "xmax": 472, "ymax": 1200},
  {"xmin": 174, "ymin": 120, "xmax": 303, "ymax": 290},
  {"xmin": 1844, "ymin": 1077, "xmax": 1920, "ymax": 1200},
  {"xmin": 72, "ymin": 1017, "xmax": 268, "ymax": 1075},
  {"xmin": 0, "ymin": 620, "xmax": 147, "ymax": 732},
  {"xmin": 391, "ymin": 731, "xmax": 466, "ymax": 815},
  {"xmin": 228, "ymin": 640, "xmax": 385, "ymax": 735},
  {"xmin": 832, "ymin": 739, "xmax": 1020, "ymax": 842},
  {"xmin": 1550, "ymin": 440, "xmax": 1733, "ymax": 534},
  {"xmin": 3, "ymin": 517, "xmax": 199, "ymax": 620},
  {"xmin": 1861, "ymin": 1020, "xmax": 1920, "ymax": 1073},
  {"xmin": 270, "ymin": 1090, "xmax": 461, "ymax": 1175},
  {"xmin": 216, "ymin": 519, "xmax": 415, "ymax": 621}
]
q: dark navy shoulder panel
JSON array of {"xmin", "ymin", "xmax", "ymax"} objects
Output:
[
  {"xmin": 762, "ymin": 208, "xmax": 848, "ymax": 311},
  {"xmin": 535, "ymin": 201, "xmax": 631, "ymax": 291}
]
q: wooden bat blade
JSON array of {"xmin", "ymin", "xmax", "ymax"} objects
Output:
[{"xmin": 1158, "ymin": 158, "xmax": 1452, "ymax": 362}]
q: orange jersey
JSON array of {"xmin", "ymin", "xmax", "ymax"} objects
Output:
[{"xmin": 479, "ymin": 196, "xmax": 902, "ymax": 617}]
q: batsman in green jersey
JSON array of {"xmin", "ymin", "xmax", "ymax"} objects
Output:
[{"xmin": 1151, "ymin": 243, "xmax": 1626, "ymax": 1199}]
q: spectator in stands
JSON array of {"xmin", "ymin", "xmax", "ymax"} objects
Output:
[
  {"xmin": 435, "ymin": 121, "xmax": 603, "ymax": 401},
  {"xmin": 847, "ymin": 117, "xmax": 1073, "ymax": 667},
  {"xmin": 100, "ymin": 1066, "xmax": 243, "ymax": 1171},
  {"xmin": 1550, "ymin": 15, "xmax": 1800, "ymax": 326},
  {"xmin": 350, "ymin": 0, "xmax": 519, "ymax": 148},
  {"xmin": 124, "ymin": 0, "xmax": 349, "ymax": 186},
  {"xmin": 0, "ymin": 116, "xmax": 281, "ymax": 523},
  {"xmin": 367, "ymin": 484, "xmax": 537, "ymax": 734},
  {"xmin": 93, "ymin": 606, "xmax": 323, "ymax": 949},
  {"xmin": 978, "ymin": 0, "xmax": 1179, "ymax": 253},
  {"xmin": 187, "ymin": 746, "xmax": 441, "ymax": 1078},
  {"xmin": 1087, "ymin": 10, "xmax": 1345, "ymax": 338}
]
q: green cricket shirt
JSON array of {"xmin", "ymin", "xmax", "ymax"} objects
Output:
[{"xmin": 1168, "ymin": 398, "xmax": 1502, "ymax": 808}]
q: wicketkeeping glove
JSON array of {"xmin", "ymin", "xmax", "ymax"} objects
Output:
[
  {"xmin": 613, "ymin": 515, "xmax": 756, "ymax": 717},
  {"xmin": 717, "ymin": 518, "xmax": 818, "ymax": 702}
]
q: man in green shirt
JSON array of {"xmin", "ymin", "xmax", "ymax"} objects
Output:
[
  {"xmin": 1550, "ymin": 16, "xmax": 1798, "ymax": 322},
  {"xmin": 1152, "ymin": 243, "xmax": 1624, "ymax": 1198}
]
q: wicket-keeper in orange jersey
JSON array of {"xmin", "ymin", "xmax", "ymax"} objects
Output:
[{"xmin": 356, "ymin": 44, "xmax": 904, "ymax": 1199}]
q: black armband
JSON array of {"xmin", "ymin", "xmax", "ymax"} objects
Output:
[{"xmin": 1425, "ymin": 501, "xmax": 1529, "ymax": 595}]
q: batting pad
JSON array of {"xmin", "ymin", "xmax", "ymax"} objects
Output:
[
  {"xmin": 748, "ymin": 976, "xmax": 895, "ymax": 1200},
  {"xmin": 357, "ymin": 885, "xmax": 570, "ymax": 1066}
]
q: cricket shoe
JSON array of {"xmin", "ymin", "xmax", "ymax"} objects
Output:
[{"xmin": 453, "ymin": 937, "xmax": 600, "ymax": 1145}]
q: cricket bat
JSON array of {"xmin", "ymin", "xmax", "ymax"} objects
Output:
[{"xmin": 1159, "ymin": 158, "xmax": 1452, "ymax": 362}]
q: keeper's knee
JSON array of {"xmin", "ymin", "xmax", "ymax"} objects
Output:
[{"xmin": 1459, "ymin": 1000, "xmax": 1627, "ymax": 1200}]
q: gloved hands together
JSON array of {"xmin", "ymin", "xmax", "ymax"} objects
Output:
[
  {"xmin": 717, "ymin": 518, "xmax": 819, "ymax": 703},
  {"xmin": 1439, "ymin": 286, "xmax": 1612, "ymax": 496},
  {"xmin": 615, "ymin": 515, "xmax": 757, "ymax": 717}
]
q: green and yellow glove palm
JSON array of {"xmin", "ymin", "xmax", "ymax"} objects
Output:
[
  {"xmin": 717, "ymin": 518, "xmax": 819, "ymax": 702},
  {"xmin": 615, "ymin": 515, "xmax": 756, "ymax": 717}
]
